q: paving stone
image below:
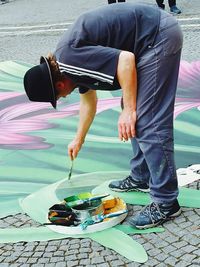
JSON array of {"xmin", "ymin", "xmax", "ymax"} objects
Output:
[
  {"xmin": 192, "ymin": 257, "xmax": 200, "ymax": 265},
  {"xmin": 35, "ymin": 245, "xmax": 46, "ymax": 251},
  {"xmin": 170, "ymin": 249, "xmax": 185, "ymax": 258},
  {"xmin": 154, "ymin": 253, "xmax": 168, "ymax": 261},
  {"xmin": 24, "ymin": 246, "xmax": 35, "ymax": 252},
  {"xmin": 38, "ymin": 257, "xmax": 50, "ymax": 264},
  {"xmin": 66, "ymin": 249, "xmax": 79, "ymax": 255},
  {"xmin": 173, "ymin": 240, "xmax": 188, "ymax": 249},
  {"xmin": 193, "ymin": 249, "xmax": 200, "ymax": 256},
  {"xmin": 21, "ymin": 252, "xmax": 34, "ymax": 257},
  {"xmin": 42, "ymin": 264, "xmax": 55, "ymax": 267},
  {"xmin": 2, "ymin": 245, "xmax": 13, "ymax": 251},
  {"xmin": 50, "ymin": 256, "xmax": 65, "ymax": 263},
  {"xmin": 55, "ymin": 263, "xmax": 68, "ymax": 267},
  {"xmin": 77, "ymin": 253, "xmax": 88, "ymax": 259},
  {"xmin": 45, "ymin": 246, "xmax": 57, "ymax": 252},
  {"xmin": 164, "ymin": 256, "xmax": 178, "ymax": 266},
  {"xmin": 156, "ymin": 263, "xmax": 167, "ymax": 267},
  {"xmin": 2, "ymin": 251, "xmax": 12, "ymax": 257},
  {"xmin": 59, "ymin": 245, "xmax": 68, "ymax": 251},
  {"xmin": 91, "ymin": 256, "xmax": 105, "ymax": 264},
  {"xmin": 110, "ymin": 260, "xmax": 126, "ymax": 266},
  {"xmin": 68, "ymin": 244, "xmax": 80, "ymax": 250},
  {"xmin": 181, "ymin": 244, "xmax": 197, "ymax": 253},
  {"xmin": 79, "ymin": 247, "xmax": 92, "ymax": 253},
  {"xmin": 53, "ymin": 251, "xmax": 65, "ymax": 256},
  {"xmin": 92, "ymin": 246, "xmax": 104, "ymax": 252},
  {"xmin": 126, "ymin": 263, "xmax": 140, "ymax": 267},
  {"xmin": 105, "ymin": 255, "xmax": 119, "ymax": 261},
  {"xmin": 100, "ymin": 249, "xmax": 114, "ymax": 256},
  {"xmin": 65, "ymin": 254, "xmax": 78, "ymax": 261},
  {"xmin": 66, "ymin": 261, "xmax": 79, "ymax": 267},
  {"xmin": 33, "ymin": 251, "xmax": 44, "ymax": 257},
  {"xmin": 148, "ymin": 248, "xmax": 162, "ymax": 257},
  {"xmin": 3, "ymin": 256, "xmax": 19, "ymax": 263},
  {"xmin": 43, "ymin": 252, "xmax": 54, "ymax": 258},
  {"xmin": 79, "ymin": 258, "xmax": 91, "ymax": 265},
  {"xmin": 143, "ymin": 243, "xmax": 154, "ymax": 250},
  {"xmin": 179, "ymin": 221, "xmax": 193, "ymax": 228},
  {"xmin": 181, "ymin": 253, "xmax": 198, "ymax": 263},
  {"xmin": 182, "ymin": 234, "xmax": 200, "ymax": 245},
  {"xmin": 145, "ymin": 258, "xmax": 160, "ymax": 266},
  {"xmin": 164, "ymin": 235, "xmax": 179, "ymax": 243},
  {"xmin": 97, "ymin": 264, "xmax": 110, "ymax": 267},
  {"xmin": 27, "ymin": 257, "xmax": 38, "ymax": 264},
  {"xmin": 68, "ymin": 239, "xmax": 80, "ymax": 245},
  {"xmin": 80, "ymin": 242, "xmax": 91, "ymax": 248},
  {"xmin": 175, "ymin": 260, "xmax": 191, "ymax": 267}
]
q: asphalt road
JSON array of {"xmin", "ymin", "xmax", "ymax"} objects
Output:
[{"xmin": 0, "ymin": 0, "xmax": 200, "ymax": 64}]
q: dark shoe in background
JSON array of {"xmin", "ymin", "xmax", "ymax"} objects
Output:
[
  {"xmin": 108, "ymin": 175, "xmax": 150, "ymax": 193},
  {"xmin": 1, "ymin": 0, "xmax": 9, "ymax": 4},
  {"xmin": 129, "ymin": 199, "xmax": 181, "ymax": 229},
  {"xmin": 170, "ymin": 5, "xmax": 182, "ymax": 14}
]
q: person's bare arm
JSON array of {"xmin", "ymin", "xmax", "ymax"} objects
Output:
[
  {"xmin": 68, "ymin": 89, "xmax": 97, "ymax": 160},
  {"xmin": 117, "ymin": 51, "xmax": 137, "ymax": 141}
]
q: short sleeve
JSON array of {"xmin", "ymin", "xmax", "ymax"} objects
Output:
[
  {"xmin": 57, "ymin": 44, "xmax": 121, "ymax": 85},
  {"xmin": 79, "ymin": 86, "xmax": 89, "ymax": 94}
]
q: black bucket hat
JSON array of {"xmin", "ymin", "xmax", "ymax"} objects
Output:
[{"xmin": 23, "ymin": 56, "xmax": 57, "ymax": 109}]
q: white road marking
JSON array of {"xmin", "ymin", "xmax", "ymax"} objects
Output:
[{"xmin": 0, "ymin": 16, "xmax": 200, "ymax": 36}]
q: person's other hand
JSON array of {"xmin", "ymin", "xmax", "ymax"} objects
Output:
[
  {"xmin": 68, "ymin": 139, "xmax": 83, "ymax": 160},
  {"xmin": 118, "ymin": 109, "xmax": 136, "ymax": 141}
]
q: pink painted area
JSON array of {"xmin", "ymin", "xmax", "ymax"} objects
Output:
[
  {"xmin": 0, "ymin": 60, "xmax": 199, "ymax": 150},
  {"xmin": 175, "ymin": 60, "xmax": 200, "ymax": 118},
  {"xmin": 0, "ymin": 93, "xmax": 120, "ymax": 150}
]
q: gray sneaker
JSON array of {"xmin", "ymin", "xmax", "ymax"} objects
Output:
[
  {"xmin": 129, "ymin": 199, "xmax": 181, "ymax": 229},
  {"xmin": 108, "ymin": 175, "xmax": 150, "ymax": 193}
]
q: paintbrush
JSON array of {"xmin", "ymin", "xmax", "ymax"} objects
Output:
[{"xmin": 68, "ymin": 160, "xmax": 74, "ymax": 180}]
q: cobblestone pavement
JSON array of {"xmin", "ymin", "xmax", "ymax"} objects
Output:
[
  {"xmin": 0, "ymin": 181, "xmax": 199, "ymax": 267},
  {"xmin": 0, "ymin": 0, "xmax": 200, "ymax": 266}
]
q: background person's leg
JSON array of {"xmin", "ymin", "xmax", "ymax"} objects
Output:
[
  {"xmin": 169, "ymin": 0, "xmax": 182, "ymax": 14},
  {"xmin": 156, "ymin": 0, "xmax": 165, "ymax": 9}
]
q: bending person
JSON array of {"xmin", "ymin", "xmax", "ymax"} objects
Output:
[{"xmin": 23, "ymin": 3, "xmax": 183, "ymax": 229}]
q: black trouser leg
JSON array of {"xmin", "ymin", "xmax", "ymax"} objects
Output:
[
  {"xmin": 168, "ymin": 0, "xmax": 176, "ymax": 7},
  {"xmin": 156, "ymin": 0, "xmax": 165, "ymax": 9}
]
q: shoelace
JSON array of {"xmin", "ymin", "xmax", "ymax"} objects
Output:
[
  {"xmin": 141, "ymin": 202, "xmax": 167, "ymax": 224},
  {"xmin": 120, "ymin": 176, "xmax": 135, "ymax": 189}
]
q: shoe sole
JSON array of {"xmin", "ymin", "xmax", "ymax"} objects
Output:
[
  {"xmin": 170, "ymin": 11, "xmax": 181, "ymax": 15},
  {"xmin": 134, "ymin": 208, "xmax": 182, "ymax": 229},
  {"xmin": 109, "ymin": 187, "xmax": 150, "ymax": 193}
]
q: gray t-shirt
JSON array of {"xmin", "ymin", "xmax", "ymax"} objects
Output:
[{"xmin": 54, "ymin": 3, "xmax": 160, "ymax": 93}]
